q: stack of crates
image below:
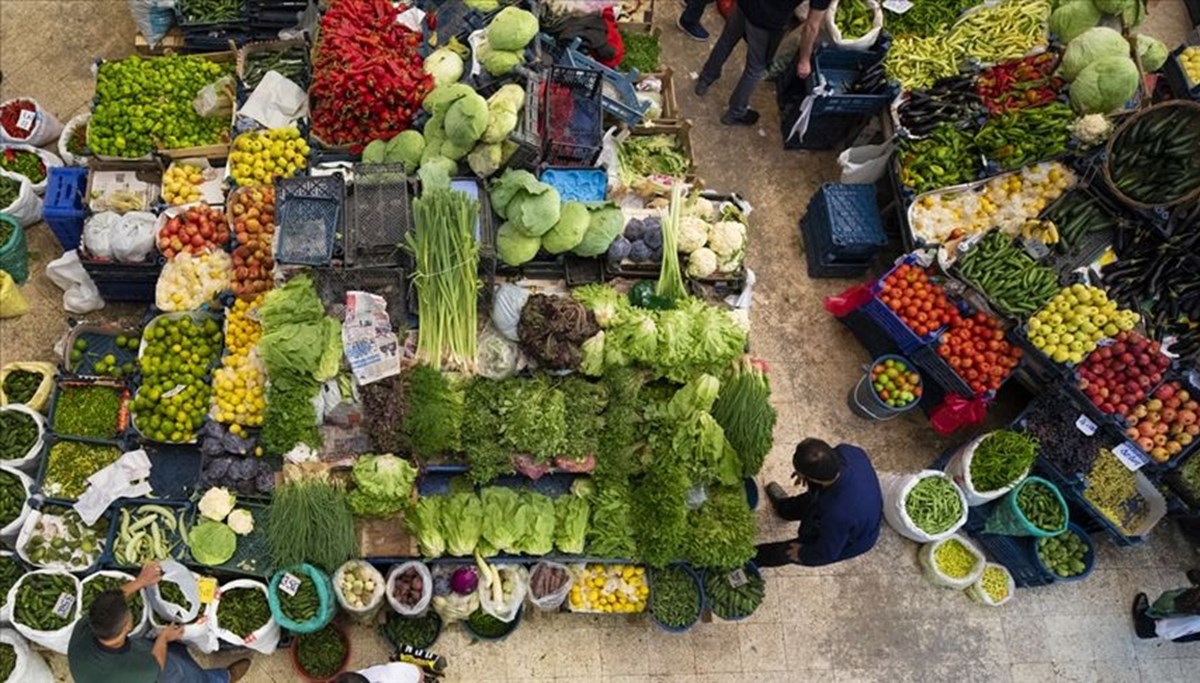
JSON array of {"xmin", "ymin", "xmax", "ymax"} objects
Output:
[
  {"xmin": 799, "ymin": 183, "xmax": 887, "ymax": 278},
  {"xmin": 43, "ymin": 166, "xmax": 89, "ymax": 251}
]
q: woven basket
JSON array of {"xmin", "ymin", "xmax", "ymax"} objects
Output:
[{"xmin": 1101, "ymin": 99, "xmax": 1200, "ymax": 211}]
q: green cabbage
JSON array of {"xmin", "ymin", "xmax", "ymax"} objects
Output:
[
  {"xmin": 508, "ymin": 186, "xmax": 561, "ymax": 237},
  {"xmin": 481, "ymin": 108, "xmax": 519, "ymax": 145},
  {"xmin": 1070, "ymin": 56, "xmax": 1139, "ymax": 114},
  {"xmin": 486, "ymin": 7, "xmax": 539, "ymax": 51},
  {"xmin": 445, "ymin": 92, "xmax": 489, "ymax": 148},
  {"xmin": 479, "ymin": 43, "xmax": 525, "ymax": 77},
  {"xmin": 386, "ymin": 130, "xmax": 424, "ymax": 173},
  {"xmin": 1092, "ymin": 0, "xmax": 1131, "ymax": 14},
  {"xmin": 425, "ymin": 47, "xmax": 464, "ymax": 87},
  {"xmin": 362, "ymin": 139, "xmax": 388, "ymax": 164},
  {"xmin": 572, "ymin": 204, "xmax": 623, "ymax": 257},
  {"xmin": 423, "ymin": 83, "xmax": 474, "ymax": 116},
  {"xmin": 1061, "ymin": 27, "xmax": 1130, "ymax": 81},
  {"xmin": 541, "ymin": 201, "xmax": 590, "ymax": 253},
  {"xmin": 189, "ymin": 521, "xmax": 237, "ymax": 566},
  {"xmin": 418, "ymin": 156, "xmax": 457, "ymax": 193},
  {"xmin": 1049, "ymin": 0, "xmax": 1102, "ymax": 43},
  {"xmin": 490, "ymin": 169, "xmax": 541, "ymax": 218},
  {"xmin": 467, "ymin": 142, "xmax": 503, "ymax": 178},
  {"xmin": 496, "ymin": 221, "xmax": 541, "ymax": 266},
  {"xmin": 1135, "ymin": 34, "xmax": 1168, "ymax": 71},
  {"xmin": 487, "ymin": 84, "xmax": 525, "ymax": 114}
]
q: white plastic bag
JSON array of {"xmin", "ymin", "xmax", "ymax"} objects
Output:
[
  {"xmin": 0, "ymin": 628, "xmax": 54, "ymax": 683},
  {"xmin": 966, "ymin": 563, "xmax": 1015, "ymax": 607},
  {"xmin": 479, "ymin": 564, "xmax": 527, "ymax": 624},
  {"xmin": 46, "ymin": 251, "xmax": 104, "ymax": 315},
  {"xmin": 838, "ymin": 141, "xmax": 895, "ymax": 184},
  {"xmin": 146, "ymin": 562, "xmax": 217, "ymax": 653},
  {"xmin": 16, "ymin": 507, "xmax": 107, "ymax": 572},
  {"xmin": 83, "ymin": 212, "xmax": 121, "ymax": 260},
  {"xmin": 193, "ymin": 76, "xmax": 235, "ymax": 118},
  {"xmin": 526, "ymin": 561, "xmax": 572, "ymax": 611},
  {"xmin": 0, "ymin": 169, "xmax": 42, "ymax": 228},
  {"xmin": 1155, "ymin": 614, "xmax": 1200, "ymax": 641},
  {"xmin": 0, "ymin": 467, "xmax": 33, "ymax": 547},
  {"xmin": 386, "ymin": 561, "xmax": 433, "ymax": 617},
  {"xmin": 0, "ymin": 404, "xmax": 45, "ymax": 472},
  {"xmin": 0, "ymin": 144, "xmax": 63, "ymax": 194},
  {"xmin": 58, "ymin": 113, "xmax": 90, "ymax": 167},
  {"xmin": 7, "ymin": 569, "xmax": 81, "ymax": 654},
  {"xmin": 127, "ymin": 0, "xmax": 176, "ymax": 46},
  {"xmin": 82, "ymin": 570, "xmax": 150, "ymax": 636},
  {"xmin": 333, "ymin": 560, "xmax": 386, "ymax": 623},
  {"xmin": 945, "ymin": 433, "xmax": 1030, "ymax": 507},
  {"xmin": 0, "ymin": 551, "xmax": 22, "ymax": 625},
  {"xmin": 0, "ymin": 99, "xmax": 63, "ymax": 147},
  {"xmin": 825, "ymin": 0, "xmax": 884, "ymax": 51},
  {"xmin": 211, "ymin": 579, "xmax": 280, "ymax": 654},
  {"xmin": 917, "ymin": 534, "xmax": 986, "ymax": 589},
  {"xmin": 880, "ymin": 470, "xmax": 968, "ymax": 543},
  {"xmin": 111, "ymin": 212, "xmax": 158, "ymax": 263},
  {"xmin": 492, "ymin": 284, "xmax": 529, "ymax": 342}
]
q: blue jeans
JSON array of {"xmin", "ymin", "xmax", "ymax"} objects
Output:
[
  {"xmin": 681, "ymin": 0, "xmax": 710, "ymax": 25},
  {"xmin": 699, "ymin": 5, "xmax": 783, "ymax": 115},
  {"xmin": 161, "ymin": 643, "xmax": 230, "ymax": 683}
]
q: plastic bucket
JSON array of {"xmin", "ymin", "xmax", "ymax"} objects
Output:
[
  {"xmin": 0, "ymin": 214, "xmax": 29, "ymax": 285},
  {"xmin": 847, "ymin": 354, "xmax": 922, "ymax": 421},
  {"xmin": 703, "ymin": 562, "xmax": 763, "ymax": 622},
  {"xmin": 983, "ymin": 476, "xmax": 1068, "ymax": 538},
  {"xmin": 462, "ymin": 606, "xmax": 522, "ymax": 642},
  {"xmin": 1030, "ymin": 522, "xmax": 1095, "ymax": 583},
  {"xmin": 649, "ymin": 563, "xmax": 705, "ymax": 634},
  {"xmin": 379, "ymin": 609, "xmax": 443, "ymax": 651},
  {"xmin": 290, "ymin": 622, "xmax": 351, "ymax": 683},
  {"xmin": 743, "ymin": 478, "xmax": 759, "ymax": 510}
]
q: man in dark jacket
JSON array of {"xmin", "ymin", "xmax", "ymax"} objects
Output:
[
  {"xmin": 755, "ymin": 438, "xmax": 883, "ymax": 567},
  {"xmin": 694, "ymin": 0, "xmax": 831, "ymax": 125}
]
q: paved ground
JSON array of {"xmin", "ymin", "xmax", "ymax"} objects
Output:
[{"xmin": 2, "ymin": 1, "xmax": 1199, "ymax": 681}]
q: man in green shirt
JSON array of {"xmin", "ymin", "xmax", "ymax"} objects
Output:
[{"xmin": 67, "ymin": 562, "xmax": 251, "ymax": 683}]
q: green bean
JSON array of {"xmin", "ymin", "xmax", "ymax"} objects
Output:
[
  {"xmin": 218, "ymin": 586, "xmax": 271, "ymax": 639},
  {"xmin": 380, "ymin": 610, "xmax": 441, "ymax": 649},
  {"xmin": 969, "ymin": 430, "xmax": 1038, "ymax": 492},
  {"xmin": 279, "ymin": 573, "xmax": 319, "ymax": 623},
  {"xmin": 158, "ymin": 580, "xmax": 195, "ymax": 619},
  {"xmin": 178, "ymin": 0, "xmax": 242, "ymax": 23},
  {"xmin": 905, "ymin": 476, "xmax": 964, "ymax": 535},
  {"xmin": 296, "ymin": 624, "xmax": 347, "ymax": 678},
  {"xmin": 649, "ymin": 565, "xmax": 701, "ymax": 629}
]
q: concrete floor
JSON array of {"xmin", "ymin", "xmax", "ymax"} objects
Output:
[{"xmin": 2, "ymin": 1, "xmax": 1200, "ymax": 681}]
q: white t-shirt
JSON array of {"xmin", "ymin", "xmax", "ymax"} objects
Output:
[{"xmin": 358, "ymin": 662, "xmax": 423, "ymax": 683}]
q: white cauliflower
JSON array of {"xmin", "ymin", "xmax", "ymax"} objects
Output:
[
  {"xmin": 226, "ymin": 508, "xmax": 255, "ymax": 536},
  {"xmin": 198, "ymin": 487, "xmax": 236, "ymax": 522},
  {"xmin": 708, "ymin": 220, "xmax": 746, "ymax": 259},
  {"xmin": 718, "ymin": 254, "xmax": 743, "ymax": 273},
  {"xmin": 1071, "ymin": 114, "xmax": 1113, "ymax": 146},
  {"xmin": 684, "ymin": 196, "xmax": 716, "ymax": 220},
  {"xmin": 678, "ymin": 216, "xmax": 710, "ymax": 253},
  {"xmin": 686, "ymin": 247, "xmax": 719, "ymax": 278}
]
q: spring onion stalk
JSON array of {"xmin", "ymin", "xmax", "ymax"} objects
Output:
[
  {"xmin": 656, "ymin": 182, "xmax": 687, "ymax": 302},
  {"xmin": 407, "ymin": 189, "xmax": 481, "ymax": 372}
]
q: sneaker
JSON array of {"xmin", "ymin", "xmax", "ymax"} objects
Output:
[
  {"xmin": 694, "ymin": 79, "xmax": 711, "ymax": 97},
  {"xmin": 1188, "ymin": 569, "xmax": 1200, "ymax": 586},
  {"xmin": 677, "ymin": 18, "xmax": 709, "ymax": 41},
  {"xmin": 765, "ymin": 481, "xmax": 788, "ymax": 505},
  {"xmin": 227, "ymin": 658, "xmax": 252, "ymax": 683},
  {"xmin": 721, "ymin": 109, "xmax": 760, "ymax": 126}
]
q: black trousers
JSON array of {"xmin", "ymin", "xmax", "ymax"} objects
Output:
[{"xmin": 754, "ymin": 490, "xmax": 816, "ymax": 567}]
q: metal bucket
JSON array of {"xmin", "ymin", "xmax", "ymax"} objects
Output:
[{"xmin": 847, "ymin": 354, "xmax": 921, "ymax": 421}]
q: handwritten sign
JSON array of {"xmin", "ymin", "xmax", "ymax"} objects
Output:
[
  {"xmin": 279, "ymin": 572, "xmax": 302, "ymax": 597},
  {"xmin": 1112, "ymin": 442, "xmax": 1149, "ymax": 471},
  {"xmin": 16, "ymin": 110, "xmax": 36, "ymax": 131},
  {"xmin": 1075, "ymin": 414, "xmax": 1097, "ymax": 436},
  {"xmin": 53, "ymin": 592, "xmax": 76, "ymax": 618}
]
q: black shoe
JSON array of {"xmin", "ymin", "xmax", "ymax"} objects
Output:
[
  {"xmin": 1188, "ymin": 569, "xmax": 1200, "ymax": 586},
  {"xmin": 765, "ymin": 482, "xmax": 787, "ymax": 506},
  {"xmin": 695, "ymin": 79, "xmax": 712, "ymax": 97},
  {"xmin": 677, "ymin": 18, "xmax": 709, "ymax": 41},
  {"xmin": 1132, "ymin": 593, "xmax": 1157, "ymax": 639},
  {"xmin": 721, "ymin": 109, "xmax": 760, "ymax": 126}
]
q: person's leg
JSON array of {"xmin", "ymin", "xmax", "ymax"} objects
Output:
[
  {"xmin": 1132, "ymin": 593, "xmax": 1158, "ymax": 639},
  {"xmin": 754, "ymin": 540, "xmax": 795, "ymax": 567},
  {"xmin": 770, "ymin": 490, "xmax": 817, "ymax": 521},
  {"xmin": 697, "ymin": 5, "xmax": 747, "ymax": 94},
  {"xmin": 679, "ymin": 0, "xmax": 711, "ymax": 39},
  {"xmin": 723, "ymin": 22, "xmax": 782, "ymax": 123}
]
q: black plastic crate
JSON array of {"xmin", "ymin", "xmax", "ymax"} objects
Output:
[
  {"xmin": 346, "ymin": 164, "xmax": 411, "ymax": 267},
  {"xmin": 542, "ymin": 66, "xmax": 603, "ymax": 166},
  {"xmin": 802, "ymin": 183, "xmax": 888, "ymax": 262},
  {"xmin": 80, "ymin": 259, "xmax": 161, "ymax": 303},
  {"xmin": 275, "ymin": 174, "xmax": 345, "ymax": 266},
  {"xmin": 143, "ymin": 443, "xmax": 205, "ymax": 500},
  {"xmin": 1165, "ymin": 46, "xmax": 1200, "ymax": 102},
  {"xmin": 104, "ymin": 500, "xmax": 192, "ymax": 569},
  {"xmin": 314, "ymin": 266, "xmax": 411, "ymax": 329},
  {"xmin": 1164, "ymin": 450, "xmax": 1200, "ymax": 510},
  {"xmin": 61, "ymin": 321, "xmax": 144, "ymax": 378},
  {"xmin": 799, "ymin": 216, "xmax": 872, "ymax": 279},
  {"xmin": 960, "ymin": 503, "xmax": 1053, "ymax": 588},
  {"xmin": 910, "ymin": 343, "xmax": 977, "ymax": 399},
  {"xmin": 781, "ymin": 105, "xmax": 868, "ymax": 151}
]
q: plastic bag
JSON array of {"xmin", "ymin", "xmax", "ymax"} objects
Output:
[
  {"xmin": 917, "ymin": 534, "xmax": 985, "ymax": 589},
  {"xmin": 333, "ymin": 560, "xmax": 386, "ymax": 624},
  {"xmin": 0, "ymin": 99, "xmax": 63, "ymax": 147},
  {"xmin": 0, "ymin": 628, "xmax": 54, "ymax": 683},
  {"xmin": 82, "ymin": 570, "xmax": 149, "ymax": 636},
  {"xmin": 0, "ymin": 169, "xmax": 42, "ymax": 228},
  {"xmin": 0, "ymin": 272, "xmax": 29, "ymax": 318},
  {"xmin": 429, "ymin": 565, "xmax": 478, "ymax": 624},
  {"xmin": 212, "ymin": 578, "xmax": 280, "ymax": 654},
  {"xmin": 7, "ymin": 569, "xmax": 81, "ymax": 654},
  {"xmin": 127, "ymin": 0, "xmax": 176, "ymax": 47},
  {"xmin": 82, "ymin": 212, "xmax": 121, "ymax": 260},
  {"xmin": 983, "ymin": 476, "xmax": 1068, "ymax": 538},
  {"xmin": 966, "ymin": 563, "xmax": 1015, "ymax": 607},
  {"xmin": 0, "ymin": 467, "xmax": 32, "ymax": 546},
  {"xmin": 19, "ymin": 507, "xmax": 106, "ymax": 571},
  {"xmin": 193, "ymin": 76, "xmax": 235, "ymax": 118},
  {"xmin": 267, "ymin": 564, "xmax": 336, "ymax": 634},
  {"xmin": 386, "ymin": 561, "xmax": 433, "ymax": 617},
  {"xmin": 930, "ymin": 394, "xmax": 989, "ymax": 436},
  {"xmin": 0, "ymin": 405, "xmax": 45, "ymax": 471},
  {"xmin": 879, "ymin": 470, "xmax": 968, "ymax": 543},
  {"xmin": 0, "ymin": 363, "xmax": 55, "ymax": 413},
  {"xmin": 0, "ymin": 144, "xmax": 63, "ymax": 194},
  {"xmin": 824, "ymin": 0, "xmax": 884, "ymax": 51},
  {"xmin": 147, "ymin": 560, "xmax": 202, "ymax": 623},
  {"xmin": 822, "ymin": 282, "xmax": 873, "ymax": 317},
  {"xmin": 58, "ymin": 113, "xmax": 91, "ymax": 167},
  {"xmin": 46, "ymin": 251, "xmax": 104, "ymax": 315},
  {"xmin": 492, "ymin": 284, "xmax": 529, "ymax": 342},
  {"xmin": 479, "ymin": 563, "xmax": 527, "ymax": 624},
  {"xmin": 526, "ymin": 561, "xmax": 572, "ymax": 611},
  {"xmin": 111, "ymin": 212, "xmax": 158, "ymax": 263},
  {"xmin": 944, "ymin": 433, "xmax": 1029, "ymax": 506},
  {"xmin": 838, "ymin": 141, "xmax": 895, "ymax": 184}
]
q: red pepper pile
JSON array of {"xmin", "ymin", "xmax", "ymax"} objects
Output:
[
  {"xmin": 935, "ymin": 311, "xmax": 1023, "ymax": 395},
  {"xmin": 0, "ymin": 100, "xmax": 37, "ymax": 139},
  {"xmin": 975, "ymin": 53, "xmax": 1063, "ymax": 115},
  {"xmin": 310, "ymin": 0, "xmax": 433, "ymax": 147}
]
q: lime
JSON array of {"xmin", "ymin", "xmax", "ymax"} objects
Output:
[
  {"xmin": 115, "ymin": 335, "xmax": 129, "ymax": 348},
  {"xmin": 74, "ymin": 339, "xmax": 89, "ymax": 351}
]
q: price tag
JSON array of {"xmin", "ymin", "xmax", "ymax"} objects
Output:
[
  {"xmin": 53, "ymin": 592, "xmax": 76, "ymax": 618},
  {"xmin": 197, "ymin": 576, "xmax": 217, "ymax": 605},
  {"xmin": 1021, "ymin": 238, "xmax": 1050, "ymax": 261},
  {"xmin": 1112, "ymin": 442, "xmax": 1149, "ymax": 471},
  {"xmin": 883, "ymin": 0, "xmax": 913, "ymax": 13},
  {"xmin": 16, "ymin": 110, "xmax": 36, "ymax": 131},
  {"xmin": 1075, "ymin": 414, "xmax": 1098, "ymax": 436},
  {"xmin": 279, "ymin": 572, "xmax": 302, "ymax": 597},
  {"xmin": 727, "ymin": 568, "xmax": 748, "ymax": 588}
]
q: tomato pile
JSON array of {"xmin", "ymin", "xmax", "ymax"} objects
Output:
[
  {"xmin": 158, "ymin": 205, "xmax": 229, "ymax": 259},
  {"xmin": 878, "ymin": 263, "xmax": 958, "ymax": 338},
  {"xmin": 935, "ymin": 311, "xmax": 1023, "ymax": 395}
]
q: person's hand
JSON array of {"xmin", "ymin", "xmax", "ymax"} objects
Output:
[
  {"xmin": 161, "ymin": 624, "xmax": 185, "ymax": 643},
  {"xmin": 787, "ymin": 542, "xmax": 801, "ymax": 563},
  {"xmin": 796, "ymin": 59, "xmax": 812, "ymax": 80},
  {"xmin": 136, "ymin": 562, "xmax": 164, "ymax": 589}
]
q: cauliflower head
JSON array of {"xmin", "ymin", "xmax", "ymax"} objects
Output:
[
  {"xmin": 686, "ymin": 247, "xmax": 719, "ymax": 278},
  {"xmin": 708, "ymin": 220, "xmax": 746, "ymax": 259},
  {"xmin": 678, "ymin": 216, "xmax": 709, "ymax": 254},
  {"xmin": 1070, "ymin": 113, "xmax": 1114, "ymax": 146}
]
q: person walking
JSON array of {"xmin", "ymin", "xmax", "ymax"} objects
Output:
[
  {"xmin": 756, "ymin": 438, "xmax": 883, "ymax": 567},
  {"xmin": 694, "ymin": 0, "xmax": 831, "ymax": 125},
  {"xmin": 1131, "ymin": 570, "xmax": 1200, "ymax": 643},
  {"xmin": 67, "ymin": 562, "xmax": 251, "ymax": 683},
  {"xmin": 679, "ymin": 0, "xmax": 714, "ymax": 40}
]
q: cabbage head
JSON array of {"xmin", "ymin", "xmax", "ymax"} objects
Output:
[
  {"xmin": 508, "ymin": 185, "xmax": 562, "ymax": 237},
  {"xmin": 423, "ymin": 82, "xmax": 474, "ymax": 116},
  {"xmin": 486, "ymin": 7, "xmax": 539, "ymax": 51},
  {"xmin": 1062, "ymin": 27, "xmax": 1130, "ymax": 81},
  {"xmin": 478, "ymin": 43, "xmax": 525, "ymax": 77},
  {"xmin": 425, "ymin": 47, "xmax": 464, "ymax": 87},
  {"xmin": 1135, "ymin": 34, "xmax": 1168, "ymax": 72},
  {"xmin": 541, "ymin": 201, "xmax": 590, "ymax": 254},
  {"xmin": 445, "ymin": 92, "xmax": 489, "ymax": 148},
  {"xmin": 385, "ymin": 130, "xmax": 424, "ymax": 173},
  {"xmin": 482, "ymin": 108, "xmax": 519, "ymax": 145},
  {"xmin": 1070, "ymin": 56, "xmax": 1139, "ymax": 114},
  {"xmin": 1049, "ymin": 0, "xmax": 1102, "ymax": 43},
  {"xmin": 573, "ymin": 205, "xmax": 624, "ymax": 257},
  {"xmin": 496, "ymin": 221, "xmax": 541, "ymax": 266},
  {"xmin": 1092, "ymin": 0, "xmax": 1132, "ymax": 14},
  {"xmin": 490, "ymin": 169, "xmax": 541, "ymax": 218},
  {"xmin": 467, "ymin": 142, "xmax": 503, "ymax": 178},
  {"xmin": 487, "ymin": 84, "xmax": 525, "ymax": 113},
  {"xmin": 418, "ymin": 156, "xmax": 457, "ymax": 192},
  {"xmin": 189, "ymin": 521, "xmax": 237, "ymax": 566}
]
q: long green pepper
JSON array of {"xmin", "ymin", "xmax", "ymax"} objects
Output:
[
  {"xmin": 649, "ymin": 565, "xmax": 701, "ymax": 628},
  {"xmin": 218, "ymin": 587, "xmax": 271, "ymax": 639}
]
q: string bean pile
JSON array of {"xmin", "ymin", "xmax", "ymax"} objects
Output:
[
  {"xmin": 905, "ymin": 476, "xmax": 963, "ymax": 535},
  {"xmin": 242, "ymin": 45, "xmax": 308, "ymax": 89},
  {"xmin": 969, "ymin": 430, "xmax": 1037, "ymax": 492},
  {"xmin": 1016, "ymin": 481, "xmax": 1065, "ymax": 532},
  {"xmin": 648, "ymin": 565, "xmax": 701, "ymax": 629},
  {"xmin": 296, "ymin": 624, "xmax": 348, "ymax": 678}
]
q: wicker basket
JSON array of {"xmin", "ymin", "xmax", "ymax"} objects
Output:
[{"xmin": 1101, "ymin": 99, "xmax": 1200, "ymax": 211}]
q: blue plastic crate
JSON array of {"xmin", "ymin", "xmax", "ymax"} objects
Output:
[
  {"xmin": 799, "ymin": 216, "xmax": 872, "ymax": 279},
  {"xmin": 43, "ymin": 166, "xmax": 89, "ymax": 251},
  {"xmin": 540, "ymin": 167, "xmax": 607, "ymax": 202},
  {"xmin": 806, "ymin": 47, "xmax": 899, "ymax": 117},
  {"xmin": 803, "ymin": 183, "xmax": 887, "ymax": 261},
  {"xmin": 860, "ymin": 256, "xmax": 945, "ymax": 353}
]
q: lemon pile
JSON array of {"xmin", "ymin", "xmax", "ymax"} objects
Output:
[
  {"xmin": 162, "ymin": 163, "xmax": 206, "ymax": 205},
  {"xmin": 229, "ymin": 127, "xmax": 309, "ymax": 187},
  {"xmin": 1027, "ymin": 284, "xmax": 1140, "ymax": 364},
  {"xmin": 1180, "ymin": 47, "xmax": 1200, "ymax": 85},
  {"xmin": 568, "ymin": 564, "xmax": 648, "ymax": 614},
  {"xmin": 212, "ymin": 296, "xmax": 266, "ymax": 433}
]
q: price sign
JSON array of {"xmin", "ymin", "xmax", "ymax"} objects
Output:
[
  {"xmin": 883, "ymin": 0, "xmax": 914, "ymax": 13},
  {"xmin": 279, "ymin": 572, "xmax": 302, "ymax": 597},
  {"xmin": 1112, "ymin": 442, "xmax": 1149, "ymax": 471},
  {"xmin": 727, "ymin": 568, "xmax": 748, "ymax": 588},
  {"xmin": 1075, "ymin": 414, "xmax": 1098, "ymax": 436},
  {"xmin": 16, "ymin": 110, "xmax": 36, "ymax": 131},
  {"xmin": 197, "ymin": 576, "xmax": 218, "ymax": 604},
  {"xmin": 53, "ymin": 592, "xmax": 76, "ymax": 618},
  {"xmin": 1021, "ymin": 238, "xmax": 1050, "ymax": 261}
]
